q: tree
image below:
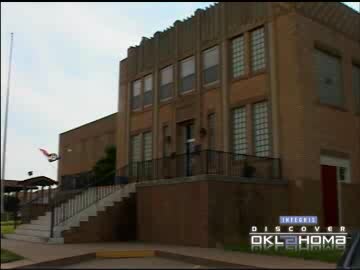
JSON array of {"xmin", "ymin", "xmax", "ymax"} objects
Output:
[
  {"xmin": 92, "ymin": 145, "xmax": 116, "ymax": 186},
  {"xmin": 4, "ymin": 195, "xmax": 20, "ymax": 213}
]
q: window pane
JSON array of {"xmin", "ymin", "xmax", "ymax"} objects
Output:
[
  {"xmin": 180, "ymin": 74, "xmax": 195, "ymax": 94},
  {"xmin": 315, "ymin": 49, "xmax": 343, "ymax": 107},
  {"xmin": 161, "ymin": 65, "xmax": 173, "ymax": 85},
  {"xmin": 203, "ymin": 46, "xmax": 219, "ymax": 69},
  {"xmin": 203, "ymin": 46, "xmax": 219, "ymax": 84},
  {"xmin": 251, "ymin": 27, "xmax": 266, "ymax": 72},
  {"xmin": 132, "ymin": 79, "xmax": 141, "ymax": 96},
  {"xmin": 131, "ymin": 79, "xmax": 141, "ymax": 110},
  {"xmin": 160, "ymin": 84, "xmax": 172, "ymax": 100},
  {"xmin": 143, "ymin": 91, "xmax": 152, "ymax": 106},
  {"xmin": 143, "ymin": 74, "xmax": 153, "ymax": 106},
  {"xmin": 180, "ymin": 57, "xmax": 195, "ymax": 93},
  {"xmin": 232, "ymin": 107, "xmax": 247, "ymax": 156},
  {"xmin": 131, "ymin": 134, "xmax": 141, "ymax": 162},
  {"xmin": 144, "ymin": 75, "xmax": 152, "ymax": 92},
  {"xmin": 143, "ymin": 132, "xmax": 152, "ymax": 161},
  {"xmin": 181, "ymin": 57, "xmax": 195, "ymax": 78},
  {"xmin": 353, "ymin": 64, "xmax": 360, "ymax": 113},
  {"xmin": 160, "ymin": 66, "xmax": 173, "ymax": 100},
  {"xmin": 253, "ymin": 101, "xmax": 270, "ymax": 157},
  {"xmin": 232, "ymin": 35, "xmax": 245, "ymax": 78}
]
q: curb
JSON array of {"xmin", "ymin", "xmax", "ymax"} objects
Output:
[{"xmin": 14, "ymin": 249, "xmax": 258, "ymax": 269}]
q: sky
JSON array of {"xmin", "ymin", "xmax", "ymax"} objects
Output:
[{"xmin": 1, "ymin": 2, "xmax": 359, "ymax": 181}]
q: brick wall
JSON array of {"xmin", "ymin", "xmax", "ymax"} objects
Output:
[
  {"xmin": 63, "ymin": 193, "xmax": 136, "ymax": 243},
  {"xmin": 136, "ymin": 177, "xmax": 288, "ymax": 247}
]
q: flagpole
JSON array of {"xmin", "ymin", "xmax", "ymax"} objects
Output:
[{"xmin": 1, "ymin": 33, "xmax": 14, "ymax": 215}]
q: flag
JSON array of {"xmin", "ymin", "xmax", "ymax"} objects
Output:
[
  {"xmin": 39, "ymin": 148, "xmax": 50, "ymax": 157},
  {"xmin": 39, "ymin": 148, "xmax": 60, "ymax": 162}
]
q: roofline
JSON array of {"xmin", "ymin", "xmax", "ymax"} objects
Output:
[{"xmin": 60, "ymin": 112, "xmax": 117, "ymax": 136}]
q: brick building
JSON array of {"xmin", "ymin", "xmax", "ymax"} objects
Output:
[
  {"xmin": 58, "ymin": 113, "xmax": 117, "ymax": 189},
  {"xmin": 116, "ymin": 1, "xmax": 360, "ymax": 230}
]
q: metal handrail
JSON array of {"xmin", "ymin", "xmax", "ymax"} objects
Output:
[{"xmin": 50, "ymin": 168, "xmax": 119, "ymax": 237}]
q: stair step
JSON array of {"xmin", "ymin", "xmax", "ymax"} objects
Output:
[
  {"xmin": 4, "ymin": 233, "xmax": 48, "ymax": 243},
  {"xmin": 48, "ymin": 237, "xmax": 64, "ymax": 244},
  {"xmin": 15, "ymin": 228, "xmax": 50, "ymax": 238},
  {"xmin": 31, "ymin": 219, "xmax": 50, "ymax": 225}
]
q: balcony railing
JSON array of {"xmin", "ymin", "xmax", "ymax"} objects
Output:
[{"xmin": 118, "ymin": 150, "xmax": 281, "ymax": 183}]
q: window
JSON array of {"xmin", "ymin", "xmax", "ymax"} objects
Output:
[
  {"xmin": 180, "ymin": 57, "xmax": 195, "ymax": 93},
  {"xmin": 203, "ymin": 46, "xmax": 219, "ymax": 85},
  {"xmin": 144, "ymin": 74, "xmax": 153, "ymax": 106},
  {"xmin": 353, "ymin": 64, "xmax": 360, "ymax": 113},
  {"xmin": 208, "ymin": 113, "xmax": 216, "ymax": 150},
  {"xmin": 253, "ymin": 101, "xmax": 270, "ymax": 157},
  {"xmin": 314, "ymin": 49, "xmax": 343, "ymax": 107},
  {"xmin": 232, "ymin": 35, "xmax": 245, "ymax": 78},
  {"xmin": 160, "ymin": 65, "xmax": 173, "ymax": 101},
  {"xmin": 143, "ymin": 132, "xmax": 152, "ymax": 161},
  {"xmin": 251, "ymin": 27, "xmax": 266, "ymax": 72},
  {"xmin": 163, "ymin": 125, "xmax": 171, "ymax": 157},
  {"xmin": 232, "ymin": 107, "xmax": 247, "ymax": 158},
  {"xmin": 130, "ymin": 134, "xmax": 141, "ymax": 162},
  {"xmin": 131, "ymin": 79, "xmax": 141, "ymax": 110}
]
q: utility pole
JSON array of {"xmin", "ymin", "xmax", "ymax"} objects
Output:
[{"xmin": 1, "ymin": 32, "xmax": 14, "ymax": 214}]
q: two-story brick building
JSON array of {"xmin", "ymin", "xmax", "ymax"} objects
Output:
[{"xmin": 116, "ymin": 1, "xmax": 360, "ymax": 233}]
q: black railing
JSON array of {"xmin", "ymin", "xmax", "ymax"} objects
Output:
[
  {"xmin": 118, "ymin": 150, "xmax": 281, "ymax": 182},
  {"xmin": 50, "ymin": 169, "xmax": 121, "ymax": 237}
]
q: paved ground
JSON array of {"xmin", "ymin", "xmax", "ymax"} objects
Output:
[
  {"xmin": 59, "ymin": 257, "xmax": 209, "ymax": 269},
  {"xmin": 1, "ymin": 239, "xmax": 336, "ymax": 269}
]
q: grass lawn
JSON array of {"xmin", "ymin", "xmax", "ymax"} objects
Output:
[
  {"xmin": 0, "ymin": 220, "xmax": 21, "ymax": 234},
  {"xmin": 1, "ymin": 249, "xmax": 24, "ymax": 264},
  {"xmin": 224, "ymin": 244, "xmax": 343, "ymax": 263}
]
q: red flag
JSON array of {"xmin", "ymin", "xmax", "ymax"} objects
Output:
[{"xmin": 39, "ymin": 148, "xmax": 50, "ymax": 157}]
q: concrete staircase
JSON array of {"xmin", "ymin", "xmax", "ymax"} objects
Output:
[{"xmin": 4, "ymin": 183, "xmax": 136, "ymax": 243}]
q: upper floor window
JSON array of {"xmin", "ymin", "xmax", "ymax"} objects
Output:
[
  {"xmin": 203, "ymin": 46, "xmax": 219, "ymax": 85},
  {"xmin": 180, "ymin": 56, "xmax": 195, "ymax": 94},
  {"xmin": 353, "ymin": 64, "xmax": 360, "ymax": 114},
  {"xmin": 160, "ymin": 65, "xmax": 173, "ymax": 101},
  {"xmin": 144, "ymin": 74, "xmax": 153, "ymax": 106},
  {"xmin": 232, "ymin": 35, "xmax": 245, "ymax": 78},
  {"xmin": 131, "ymin": 79, "xmax": 141, "ymax": 111},
  {"xmin": 251, "ymin": 27, "xmax": 266, "ymax": 72},
  {"xmin": 314, "ymin": 49, "xmax": 344, "ymax": 107}
]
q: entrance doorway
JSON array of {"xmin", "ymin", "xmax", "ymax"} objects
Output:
[
  {"xmin": 321, "ymin": 165, "xmax": 339, "ymax": 226},
  {"xmin": 320, "ymin": 154, "xmax": 351, "ymax": 226},
  {"xmin": 177, "ymin": 121, "xmax": 195, "ymax": 176}
]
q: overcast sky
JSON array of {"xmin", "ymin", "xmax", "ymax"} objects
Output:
[{"xmin": 1, "ymin": 2, "xmax": 359, "ymax": 181}]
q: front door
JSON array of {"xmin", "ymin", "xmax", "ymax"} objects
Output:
[{"xmin": 321, "ymin": 165, "xmax": 339, "ymax": 226}]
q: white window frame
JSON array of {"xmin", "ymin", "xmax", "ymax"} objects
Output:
[{"xmin": 320, "ymin": 155, "xmax": 351, "ymax": 183}]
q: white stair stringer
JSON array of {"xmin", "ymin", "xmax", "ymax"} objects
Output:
[
  {"xmin": 5, "ymin": 183, "xmax": 136, "ymax": 244},
  {"xmin": 51, "ymin": 183, "xmax": 136, "ymax": 239}
]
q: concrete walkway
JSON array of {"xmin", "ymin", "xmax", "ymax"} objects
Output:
[{"xmin": 1, "ymin": 239, "xmax": 336, "ymax": 269}]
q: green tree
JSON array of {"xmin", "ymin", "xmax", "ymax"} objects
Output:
[
  {"xmin": 92, "ymin": 145, "xmax": 116, "ymax": 186},
  {"xmin": 3, "ymin": 195, "xmax": 20, "ymax": 213}
]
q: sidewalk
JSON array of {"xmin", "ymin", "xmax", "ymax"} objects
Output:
[{"xmin": 1, "ymin": 239, "xmax": 336, "ymax": 269}]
